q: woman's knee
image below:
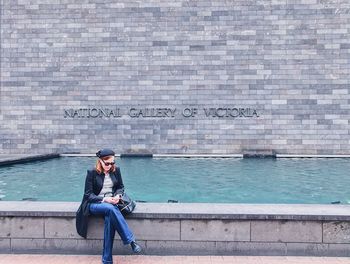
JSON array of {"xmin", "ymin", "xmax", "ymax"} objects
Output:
[
  {"xmin": 90, "ymin": 202, "xmax": 115, "ymax": 215},
  {"xmin": 102, "ymin": 203, "xmax": 123, "ymax": 217},
  {"xmin": 103, "ymin": 203, "xmax": 115, "ymax": 213},
  {"xmin": 103, "ymin": 204, "xmax": 122, "ymax": 217}
]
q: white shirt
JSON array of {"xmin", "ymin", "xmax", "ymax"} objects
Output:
[{"xmin": 98, "ymin": 173, "xmax": 113, "ymax": 198}]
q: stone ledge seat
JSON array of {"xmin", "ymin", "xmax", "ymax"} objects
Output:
[
  {"xmin": 0, "ymin": 202, "xmax": 349, "ymax": 256},
  {"xmin": 0, "ymin": 202, "xmax": 349, "ymax": 221}
]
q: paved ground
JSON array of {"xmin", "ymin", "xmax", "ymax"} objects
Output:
[{"xmin": 1, "ymin": 255, "xmax": 350, "ymax": 264}]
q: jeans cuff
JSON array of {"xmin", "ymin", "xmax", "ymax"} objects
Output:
[{"xmin": 123, "ymin": 235, "xmax": 135, "ymax": 245}]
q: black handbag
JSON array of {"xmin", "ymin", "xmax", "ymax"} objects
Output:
[{"xmin": 117, "ymin": 192, "xmax": 136, "ymax": 215}]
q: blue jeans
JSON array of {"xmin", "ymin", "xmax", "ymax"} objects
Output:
[{"xmin": 89, "ymin": 202, "xmax": 135, "ymax": 264}]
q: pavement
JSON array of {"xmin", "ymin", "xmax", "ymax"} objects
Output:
[{"xmin": 1, "ymin": 255, "xmax": 350, "ymax": 264}]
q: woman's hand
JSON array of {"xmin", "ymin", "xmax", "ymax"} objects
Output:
[
  {"xmin": 103, "ymin": 196, "xmax": 120, "ymax": 205},
  {"xmin": 113, "ymin": 194, "xmax": 121, "ymax": 204}
]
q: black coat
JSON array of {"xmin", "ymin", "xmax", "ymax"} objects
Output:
[{"xmin": 76, "ymin": 167, "xmax": 124, "ymax": 238}]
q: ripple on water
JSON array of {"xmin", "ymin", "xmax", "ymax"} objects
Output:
[{"xmin": 0, "ymin": 157, "xmax": 349, "ymax": 203}]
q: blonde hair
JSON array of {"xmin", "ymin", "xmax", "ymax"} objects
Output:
[{"xmin": 95, "ymin": 156, "xmax": 116, "ymax": 174}]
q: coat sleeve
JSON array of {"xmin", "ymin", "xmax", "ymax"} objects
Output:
[
  {"xmin": 114, "ymin": 167, "xmax": 125, "ymax": 195},
  {"xmin": 84, "ymin": 170, "xmax": 103, "ymax": 203}
]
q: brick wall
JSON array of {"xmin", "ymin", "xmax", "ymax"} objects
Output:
[{"xmin": 1, "ymin": 0, "xmax": 349, "ymax": 154}]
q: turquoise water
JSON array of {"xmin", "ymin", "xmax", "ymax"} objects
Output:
[{"xmin": 0, "ymin": 157, "xmax": 349, "ymax": 204}]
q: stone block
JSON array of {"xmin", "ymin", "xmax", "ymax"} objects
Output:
[
  {"xmin": 251, "ymin": 220, "xmax": 322, "ymax": 243},
  {"xmin": 128, "ymin": 219, "xmax": 180, "ymax": 241},
  {"xmin": 45, "ymin": 217, "xmax": 82, "ymax": 239},
  {"xmin": 145, "ymin": 240, "xmax": 216, "ymax": 255},
  {"xmin": 328, "ymin": 243, "xmax": 350, "ymax": 257},
  {"xmin": 11, "ymin": 217, "xmax": 44, "ymax": 238},
  {"xmin": 11, "ymin": 238, "xmax": 47, "ymax": 253},
  {"xmin": 0, "ymin": 239, "xmax": 11, "ymax": 252},
  {"xmin": 285, "ymin": 242, "xmax": 329, "ymax": 256},
  {"xmin": 86, "ymin": 217, "xmax": 104, "ymax": 239},
  {"xmin": 323, "ymin": 221, "xmax": 350, "ymax": 243},
  {"xmin": 181, "ymin": 220, "xmax": 250, "ymax": 242},
  {"xmin": 0, "ymin": 217, "xmax": 11, "ymax": 238},
  {"xmin": 216, "ymin": 241, "xmax": 287, "ymax": 256},
  {"xmin": 11, "ymin": 238, "xmax": 102, "ymax": 254}
]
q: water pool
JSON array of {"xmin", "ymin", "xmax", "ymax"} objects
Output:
[{"xmin": 0, "ymin": 157, "xmax": 349, "ymax": 204}]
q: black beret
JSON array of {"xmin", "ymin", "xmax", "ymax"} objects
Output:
[{"xmin": 96, "ymin": 148, "xmax": 115, "ymax": 158}]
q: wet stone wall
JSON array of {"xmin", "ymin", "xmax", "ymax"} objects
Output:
[{"xmin": 1, "ymin": 0, "xmax": 350, "ymax": 154}]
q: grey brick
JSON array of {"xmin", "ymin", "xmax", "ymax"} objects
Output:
[{"xmin": 1, "ymin": 0, "xmax": 349, "ymax": 155}]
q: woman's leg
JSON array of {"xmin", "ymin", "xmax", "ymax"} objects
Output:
[
  {"xmin": 103, "ymin": 213, "xmax": 116, "ymax": 263},
  {"xmin": 89, "ymin": 203, "xmax": 117, "ymax": 264},
  {"xmin": 108, "ymin": 206, "xmax": 135, "ymax": 245}
]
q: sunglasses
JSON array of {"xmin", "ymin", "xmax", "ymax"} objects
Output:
[{"xmin": 101, "ymin": 160, "xmax": 115, "ymax": 166}]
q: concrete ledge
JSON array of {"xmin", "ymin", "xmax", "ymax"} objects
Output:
[
  {"xmin": 60, "ymin": 153, "xmax": 350, "ymax": 158},
  {"xmin": 0, "ymin": 154, "xmax": 59, "ymax": 167},
  {"xmin": 276, "ymin": 154, "xmax": 350, "ymax": 158},
  {"xmin": 60, "ymin": 153, "xmax": 244, "ymax": 158},
  {"xmin": 153, "ymin": 154, "xmax": 244, "ymax": 158},
  {"xmin": 0, "ymin": 202, "xmax": 349, "ymax": 256},
  {"xmin": 0, "ymin": 202, "xmax": 349, "ymax": 221},
  {"xmin": 251, "ymin": 221, "xmax": 322, "ymax": 243}
]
